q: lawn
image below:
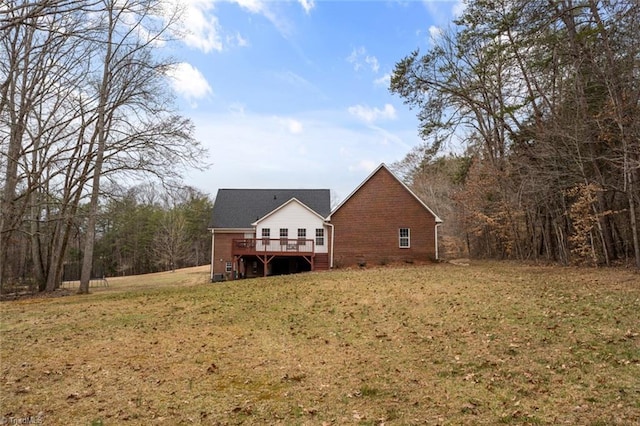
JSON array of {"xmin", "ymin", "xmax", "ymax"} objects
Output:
[{"xmin": 1, "ymin": 262, "xmax": 639, "ymax": 425}]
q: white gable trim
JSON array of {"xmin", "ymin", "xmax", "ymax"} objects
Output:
[
  {"xmin": 328, "ymin": 163, "xmax": 443, "ymax": 223},
  {"xmin": 251, "ymin": 197, "xmax": 327, "ymax": 226},
  {"xmin": 209, "ymin": 228, "xmax": 253, "ymax": 233}
]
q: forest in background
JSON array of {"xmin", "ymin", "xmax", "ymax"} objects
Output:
[
  {"xmin": 61, "ymin": 184, "xmax": 212, "ymax": 280},
  {"xmin": 391, "ymin": 0, "xmax": 640, "ymax": 268},
  {"xmin": 2, "ymin": 0, "xmax": 639, "ymax": 296},
  {"xmin": 0, "ymin": 0, "xmax": 207, "ymax": 294}
]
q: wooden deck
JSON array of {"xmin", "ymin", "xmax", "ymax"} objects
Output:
[
  {"xmin": 231, "ymin": 238, "xmax": 328, "ymax": 278},
  {"xmin": 232, "ymin": 238, "xmax": 315, "ymax": 256}
]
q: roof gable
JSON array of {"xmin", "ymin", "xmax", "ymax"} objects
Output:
[
  {"xmin": 329, "ymin": 163, "xmax": 443, "ymax": 223},
  {"xmin": 211, "ymin": 189, "xmax": 331, "ymax": 229},
  {"xmin": 252, "ymin": 197, "xmax": 327, "ymax": 226}
]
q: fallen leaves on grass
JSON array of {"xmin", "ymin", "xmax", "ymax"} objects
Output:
[{"xmin": 1, "ymin": 262, "xmax": 639, "ymax": 425}]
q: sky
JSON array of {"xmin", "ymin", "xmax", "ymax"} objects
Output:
[{"xmin": 164, "ymin": 0, "xmax": 465, "ymax": 203}]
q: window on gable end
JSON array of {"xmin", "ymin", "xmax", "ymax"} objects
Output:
[
  {"xmin": 399, "ymin": 228, "xmax": 410, "ymax": 248},
  {"xmin": 280, "ymin": 228, "xmax": 288, "ymax": 244},
  {"xmin": 297, "ymin": 228, "xmax": 306, "ymax": 246}
]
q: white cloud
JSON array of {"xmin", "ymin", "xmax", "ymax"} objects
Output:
[
  {"xmin": 277, "ymin": 117, "xmax": 304, "ymax": 134},
  {"xmin": 172, "ymin": 0, "xmax": 295, "ymax": 52},
  {"xmin": 167, "ymin": 62, "xmax": 213, "ymax": 104},
  {"xmin": 120, "ymin": 9, "xmax": 166, "ymax": 48},
  {"xmin": 452, "ymin": 0, "xmax": 466, "ymax": 17},
  {"xmin": 288, "ymin": 119, "xmax": 303, "ymax": 134},
  {"xmin": 298, "ymin": 0, "xmax": 315, "ymax": 14},
  {"xmin": 422, "ymin": 0, "xmax": 446, "ymax": 22},
  {"xmin": 347, "ymin": 47, "xmax": 365, "ymax": 71},
  {"xmin": 428, "ymin": 25, "xmax": 443, "ymax": 41},
  {"xmin": 176, "ymin": 0, "xmax": 223, "ymax": 53},
  {"xmin": 365, "ymin": 55, "xmax": 380, "ymax": 73},
  {"xmin": 226, "ymin": 31, "xmax": 249, "ymax": 47},
  {"xmin": 347, "ymin": 46, "xmax": 380, "ymax": 73},
  {"xmin": 348, "ymin": 104, "xmax": 397, "ymax": 123},
  {"xmin": 185, "ymin": 109, "xmax": 418, "ymax": 200},
  {"xmin": 374, "ymin": 73, "xmax": 391, "ymax": 88},
  {"xmin": 233, "ymin": 0, "xmax": 293, "ymax": 38},
  {"xmin": 420, "ymin": 0, "xmax": 466, "ymax": 39},
  {"xmin": 233, "ymin": 0, "xmax": 265, "ymax": 14}
]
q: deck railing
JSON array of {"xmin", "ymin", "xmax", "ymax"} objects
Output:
[{"xmin": 232, "ymin": 238, "xmax": 315, "ymax": 255}]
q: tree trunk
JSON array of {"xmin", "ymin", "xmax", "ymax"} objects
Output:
[
  {"xmin": 79, "ymin": 0, "xmax": 114, "ymax": 294},
  {"xmin": 0, "ymin": 71, "xmax": 27, "ymax": 291},
  {"xmin": 78, "ymin": 103, "xmax": 106, "ymax": 292},
  {"xmin": 628, "ymin": 174, "xmax": 640, "ymax": 269}
]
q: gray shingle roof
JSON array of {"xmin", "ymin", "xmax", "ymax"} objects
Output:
[{"xmin": 210, "ymin": 189, "xmax": 331, "ymax": 229}]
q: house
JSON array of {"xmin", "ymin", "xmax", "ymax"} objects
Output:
[
  {"xmin": 328, "ymin": 164, "xmax": 442, "ymax": 267},
  {"xmin": 209, "ymin": 164, "xmax": 442, "ymax": 280},
  {"xmin": 209, "ymin": 189, "xmax": 332, "ymax": 280}
]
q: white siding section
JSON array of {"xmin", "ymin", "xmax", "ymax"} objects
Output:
[{"xmin": 256, "ymin": 200, "xmax": 329, "ymax": 253}]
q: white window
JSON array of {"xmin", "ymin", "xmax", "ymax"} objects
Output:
[
  {"xmin": 280, "ymin": 228, "xmax": 288, "ymax": 244},
  {"xmin": 399, "ymin": 228, "xmax": 410, "ymax": 248},
  {"xmin": 315, "ymin": 228, "xmax": 325, "ymax": 246},
  {"xmin": 297, "ymin": 228, "xmax": 306, "ymax": 246},
  {"xmin": 225, "ymin": 261, "xmax": 232, "ymax": 273},
  {"xmin": 261, "ymin": 228, "xmax": 270, "ymax": 248}
]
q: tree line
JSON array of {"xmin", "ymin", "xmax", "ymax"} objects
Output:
[
  {"xmin": 1, "ymin": 0, "xmax": 208, "ymax": 294},
  {"xmin": 66, "ymin": 184, "xmax": 213, "ymax": 280},
  {"xmin": 391, "ymin": 0, "xmax": 640, "ymax": 268}
]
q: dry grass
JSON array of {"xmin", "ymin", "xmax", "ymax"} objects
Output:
[{"xmin": 1, "ymin": 262, "xmax": 639, "ymax": 425}]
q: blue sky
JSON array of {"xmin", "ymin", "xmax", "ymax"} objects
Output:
[{"xmin": 165, "ymin": 0, "xmax": 464, "ymax": 203}]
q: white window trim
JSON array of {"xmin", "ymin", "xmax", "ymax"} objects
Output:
[
  {"xmin": 315, "ymin": 228, "xmax": 325, "ymax": 246},
  {"xmin": 279, "ymin": 228, "xmax": 288, "ymax": 245},
  {"xmin": 399, "ymin": 228, "xmax": 410, "ymax": 248}
]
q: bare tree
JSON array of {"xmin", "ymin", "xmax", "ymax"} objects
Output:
[
  {"xmin": 153, "ymin": 210, "xmax": 189, "ymax": 272},
  {"xmin": 391, "ymin": 0, "xmax": 640, "ymax": 267},
  {"xmin": 1, "ymin": 0, "xmax": 207, "ymax": 294},
  {"xmin": 1, "ymin": 0, "xmax": 96, "ymax": 291},
  {"xmin": 78, "ymin": 0, "xmax": 204, "ymax": 294}
]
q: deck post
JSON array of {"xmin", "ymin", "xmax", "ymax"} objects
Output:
[
  {"xmin": 263, "ymin": 255, "xmax": 268, "ymax": 277},
  {"xmin": 231, "ymin": 238, "xmax": 315, "ymax": 277}
]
